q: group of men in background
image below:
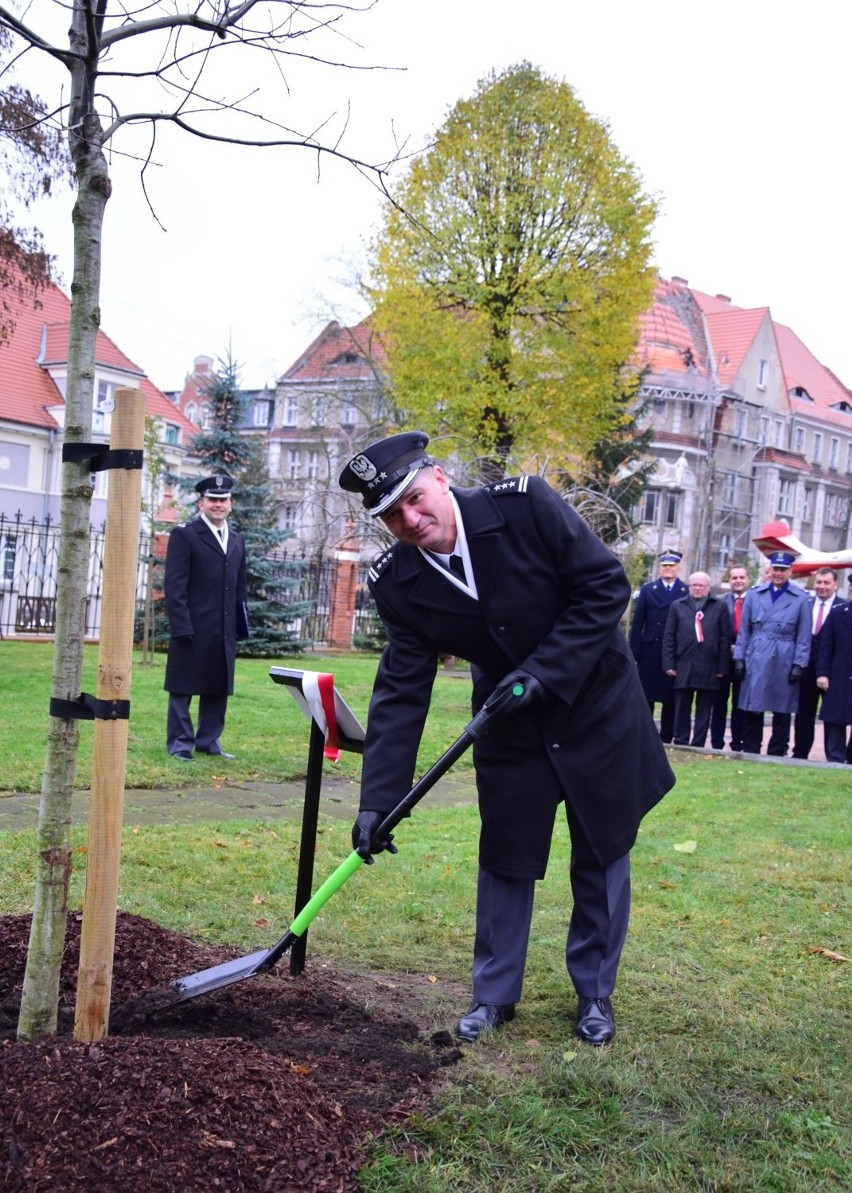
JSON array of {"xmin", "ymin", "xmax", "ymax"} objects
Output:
[{"xmin": 630, "ymin": 550, "xmax": 852, "ymax": 762}]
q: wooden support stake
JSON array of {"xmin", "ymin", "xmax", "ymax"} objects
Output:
[{"xmin": 74, "ymin": 388, "xmax": 146, "ymax": 1042}]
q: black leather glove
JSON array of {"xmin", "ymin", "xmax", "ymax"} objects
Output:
[
  {"xmin": 788, "ymin": 664, "xmax": 804, "ymax": 684},
  {"xmin": 733, "ymin": 659, "xmax": 745, "ymax": 679},
  {"xmin": 351, "ymin": 810, "xmax": 398, "ymax": 865},
  {"xmin": 485, "ymin": 669, "xmax": 547, "ymax": 715}
]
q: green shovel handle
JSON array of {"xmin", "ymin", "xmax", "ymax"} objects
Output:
[{"xmin": 289, "ymin": 849, "xmax": 365, "ymax": 937}]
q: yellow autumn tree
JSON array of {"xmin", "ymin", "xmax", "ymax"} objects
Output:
[{"xmin": 370, "ymin": 63, "xmax": 658, "ymax": 477}]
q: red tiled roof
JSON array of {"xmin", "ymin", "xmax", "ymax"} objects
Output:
[
  {"xmin": 774, "ymin": 322, "xmax": 852, "ymax": 429},
  {"xmin": 281, "ymin": 319, "xmax": 386, "ymax": 382},
  {"xmin": 702, "ymin": 306, "xmax": 771, "ymax": 388},
  {"xmin": 0, "ymin": 266, "xmax": 195, "ymax": 435}
]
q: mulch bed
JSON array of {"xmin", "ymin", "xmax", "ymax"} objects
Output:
[{"xmin": 0, "ymin": 913, "xmax": 463, "ymax": 1190}]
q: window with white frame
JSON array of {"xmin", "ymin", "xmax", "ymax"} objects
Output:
[
  {"xmin": 312, "ymin": 395, "xmax": 327, "ymax": 425},
  {"xmin": 288, "ymin": 449, "xmax": 300, "ymax": 480},
  {"xmin": 717, "ymin": 534, "xmax": 732, "ymax": 571},
  {"xmin": 94, "ymin": 380, "xmax": 116, "ymax": 434},
  {"xmin": 759, "ymin": 416, "xmax": 770, "ymax": 445},
  {"xmin": 200, "ymin": 404, "xmax": 212, "ymax": 430},
  {"xmin": 282, "ymin": 503, "xmax": 298, "ymax": 530},
  {"xmin": 774, "ymin": 420, "xmax": 785, "ymax": 448},
  {"xmin": 829, "ymin": 437, "xmax": 840, "ymax": 469},
  {"xmin": 253, "ymin": 401, "xmax": 270, "ymax": 428},
  {"xmin": 721, "ymin": 472, "xmax": 737, "ymax": 508},
  {"xmin": 640, "ymin": 490, "xmax": 659, "ymax": 525},
  {"xmin": 802, "ymin": 488, "xmax": 814, "ymax": 522},
  {"xmin": 664, "ymin": 491, "xmax": 679, "ymax": 527},
  {"xmin": 735, "ymin": 409, "xmax": 748, "ymax": 439},
  {"xmin": 757, "ymin": 359, "xmax": 769, "ymax": 389},
  {"xmin": 307, "ymin": 451, "xmax": 318, "ymax": 480},
  {"xmin": 778, "ymin": 479, "xmax": 794, "ymax": 516},
  {"xmin": 185, "ymin": 402, "xmax": 198, "ymax": 424},
  {"xmin": 847, "ymin": 442, "xmax": 852, "ymax": 474},
  {"xmin": 794, "ymin": 425, "xmax": 806, "ymax": 454},
  {"xmin": 341, "ymin": 401, "xmax": 357, "ymax": 426},
  {"xmin": 812, "ymin": 432, "xmax": 823, "ymax": 464},
  {"xmin": 283, "ymin": 396, "xmax": 298, "ymax": 426},
  {"xmin": 164, "ymin": 424, "xmax": 179, "ymax": 445},
  {"xmin": 825, "ymin": 493, "xmax": 847, "ymax": 527}
]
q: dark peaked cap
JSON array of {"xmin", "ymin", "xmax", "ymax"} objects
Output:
[
  {"xmin": 195, "ymin": 474, "xmax": 235, "ymax": 497},
  {"xmin": 338, "ymin": 431, "xmax": 432, "ymax": 516}
]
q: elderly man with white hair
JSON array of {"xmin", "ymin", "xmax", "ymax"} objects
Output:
[{"xmin": 662, "ymin": 572, "xmax": 732, "ymax": 748}]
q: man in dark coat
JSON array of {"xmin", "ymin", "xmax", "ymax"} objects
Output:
[
  {"xmin": 816, "ymin": 595, "xmax": 852, "ymax": 763},
  {"xmin": 164, "ymin": 474, "xmax": 249, "ymax": 761},
  {"xmin": 662, "ymin": 572, "xmax": 731, "ymax": 747},
  {"xmin": 733, "ymin": 551, "xmax": 811, "ymax": 755},
  {"xmin": 710, "ymin": 563, "xmax": 750, "ymax": 750},
  {"xmin": 792, "ymin": 567, "xmax": 840, "ymax": 759},
  {"xmin": 339, "ymin": 432, "xmax": 675, "ymax": 1048},
  {"xmin": 629, "ymin": 550, "xmax": 688, "ymax": 742}
]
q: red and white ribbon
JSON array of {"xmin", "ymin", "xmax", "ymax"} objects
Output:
[
  {"xmin": 301, "ymin": 672, "xmax": 340, "ymax": 762},
  {"xmin": 695, "ymin": 610, "xmax": 704, "ymax": 643}
]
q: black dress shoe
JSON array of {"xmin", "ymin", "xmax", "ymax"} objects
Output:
[
  {"xmin": 575, "ymin": 997, "xmax": 615, "ymax": 1046},
  {"xmin": 197, "ymin": 749, "xmax": 236, "ymax": 760},
  {"xmin": 171, "ymin": 752, "xmax": 193, "ymax": 762},
  {"xmin": 455, "ymin": 1002, "xmax": 515, "ymax": 1042}
]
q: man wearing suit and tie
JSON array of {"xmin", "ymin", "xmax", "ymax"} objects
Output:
[
  {"xmin": 710, "ymin": 564, "xmax": 750, "ymax": 750},
  {"xmin": 339, "ymin": 432, "xmax": 674, "ymax": 1049},
  {"xmin": 164, "ymin": 474, "xmax": 249, "ymax": 761},
  {"xmin": 815, "ymin": 583, "xmax": 852, "ymax": 763},
  {"xmin": 629, "ymin": 550, "xmax": 688, "ymax": 742},
  {"xmin": 792, "ymin": 567, "xmax": 840, "ymax": 759}
]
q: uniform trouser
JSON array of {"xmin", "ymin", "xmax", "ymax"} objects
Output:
[
  {"xmin": 742, "ymin": 710, "xmax": 791, "ymax": 755},
  {"xmin": 673, "ymin": 688, "xmax": 714, "ymax": 747},
  {"xmin": 792, "ymin": 667, "xmax": 820, "ymax": 758},
  {"xmin": 823, "ymin": 722, "xmax": 849, "ymax": 764},
  {"xmin": 711, "ymin": 674, "xmax": 744, "ymax": 749},
  {"xmin": 167, "ymin": 692, "xmax": 228, "ymax": 755},
  {"xmin": 647, "ymin": 698, "xmax": 674, "ymax": 743},
  {"xmin": 471, "ymin": 808, "xmax": 631, "ymax": 1005}
]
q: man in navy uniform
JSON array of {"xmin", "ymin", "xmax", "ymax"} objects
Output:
[
  {"xmin": 733, "ymin": 551, "xmax": 811, "ymax": 755},
  {"xmin": 629, "ymin": 550, "xmax": 688, "ymax": 742},
  {"xmin": 163, "ymin": 474, "xmax": 249, "ymax": 761},
  {"xmin": 339, "ymin": 432, "xmax": 674, "ymax": 1047}
]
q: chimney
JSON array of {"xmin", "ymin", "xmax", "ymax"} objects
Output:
[
  {"xmin": 715, "ymin": 294, "xmax": 732, "ymax": 304},
  {"xmin": 671, "ymin": 276, "xmax": 689, "ymax": 286}
]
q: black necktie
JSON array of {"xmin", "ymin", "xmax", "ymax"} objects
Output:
[{"xmin": 449, "ymin": 555, "xmax": 465, "ymax": 581}]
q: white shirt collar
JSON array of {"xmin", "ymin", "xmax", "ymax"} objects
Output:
[
  {"xmin": 200, "ymin": 513, "xmax": 228, "ymax": 549},
  {"xmin": 420, "ymin": 492, "xmax": 478, "ymax": 599}
]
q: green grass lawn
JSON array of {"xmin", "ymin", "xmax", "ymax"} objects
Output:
[{"xmin": 1, "ymin": 641, "xmax": 850, "ymax": 1190}]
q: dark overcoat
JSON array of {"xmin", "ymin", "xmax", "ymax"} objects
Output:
[
  {"xmin": 733, "ymin": 583, "xmax": 811, "ymax": 714},
  {"xmin": 629, "ymin": 576, "xmax": 688, "ymax": 702},
  {"xmin": 661, "ymin": 595, "xmax": 731, "ymax": 690},
  {"xmin": 815, "ymin": 600, "xmax": 852, "ymax": 725},
  {"xmin": 163, "ymin": 518, "xmax": 248, "ymax": 696},
  {"xmin": 360, "ymin": 477, "xmax": 675, "ymax": 878}
]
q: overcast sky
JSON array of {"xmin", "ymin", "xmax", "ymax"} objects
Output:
[{"xmin": 15, "ymin": 0, "xmax": 852, "ymax": 394}]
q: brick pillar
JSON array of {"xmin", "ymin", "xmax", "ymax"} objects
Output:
[{"xmin": 328, "ymin": 523, "xmax": 362, "ymax": 649}]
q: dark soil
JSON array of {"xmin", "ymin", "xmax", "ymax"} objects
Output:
[{"xmin": 0, "ymin": 913, "xmax": 463, "ymax": 1190}]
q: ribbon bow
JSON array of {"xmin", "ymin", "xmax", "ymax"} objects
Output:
[{"xmin": 695, "ymin": 610, "xmax": 704, "ymax": 643}]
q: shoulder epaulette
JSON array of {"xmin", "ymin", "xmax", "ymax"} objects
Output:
[
  {"xmin": 486, "ymin": 475, "xmax": 530, "ymax": 495},
  {"xmin": 368, "ymin": 548, "xmax": 395, "ymax": 583}
]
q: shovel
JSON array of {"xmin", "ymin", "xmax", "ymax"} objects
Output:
[{"xmin": 111, "ymin": 681, "xmax": 525, "ymax": 1026}]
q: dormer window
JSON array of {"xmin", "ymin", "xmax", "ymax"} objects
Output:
[
  {"xmin": 791, "ymin": 386, "xmax": 813, "ymax": 401},
  {"xmin": 830, "ymin": 400, "xmax": 852, "ymax": 414},
  {"xmin": 332, "ymin": 352, "xmax": 361, "ymax": 365}
]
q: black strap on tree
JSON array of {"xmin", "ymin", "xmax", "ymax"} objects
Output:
[
  {"xmin": 51, "ymin": 440, "xmax": 144, "ymax": 721},
  {"xmin": 62, "ymin": 443, "xmax": 143, "ymax": 471},
  {"xmin": 50, "ymin": 694, "xmax": 130, "ymax": 721}
]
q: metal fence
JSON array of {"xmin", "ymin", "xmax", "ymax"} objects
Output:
[{"xmin": 0, "ymin": 512, "xmax": 380, "ymax": 648}]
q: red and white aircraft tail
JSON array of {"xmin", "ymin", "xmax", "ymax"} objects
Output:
[{"xmin": 753, "ymin": 521, "xmax": 852, "ymax": 576}]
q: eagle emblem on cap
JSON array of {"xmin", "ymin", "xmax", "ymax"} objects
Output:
[
  {"xmin": 214, "ymin": 475, "xmax": 225, "ymax": 489},
  {"xmin": 349, "ymin": 454, "xmax": 377, "ymax": 482}
]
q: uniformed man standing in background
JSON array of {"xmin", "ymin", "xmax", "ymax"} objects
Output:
[
  {"xmin": 339, "ymin": 432, "xmax": 674, "ymax": 1048},
  {"xmin": 163, "ymin": 474, "xmax": 249, "ymax": 761},
  {"xmin": 629, "ymin": 550, "xmax": 688, "ymax": 742}
]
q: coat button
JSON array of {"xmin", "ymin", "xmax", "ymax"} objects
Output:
[
  {"xmin": 551, "ymin": 743, "xmax": 560, "ymax": 751},
  {"xmin": 497, "ymin": 626, "xmax": 507, "ymax": 634}
]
